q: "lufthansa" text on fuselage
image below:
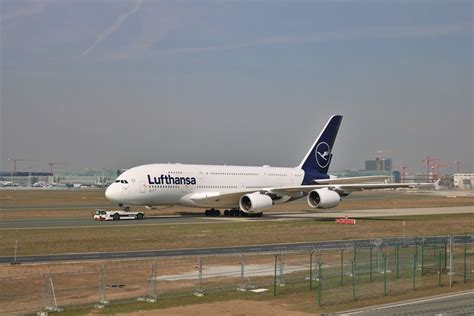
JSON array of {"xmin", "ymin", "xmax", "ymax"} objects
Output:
[{"xmin": 147, "ymin": 174, "xmax": 197, "ymax": 185}]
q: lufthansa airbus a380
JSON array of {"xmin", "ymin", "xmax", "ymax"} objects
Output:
[{"xmin": 105, "ymin": 115, "xmax": 435, "ymax": 217}]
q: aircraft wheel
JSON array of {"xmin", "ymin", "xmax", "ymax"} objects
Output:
[
  {"xmin": 215, "ymin": 209, "xmax": 221, "ymax": 216},
  {"xmin": 224, "ymin": 210, "xmax": 229, "ymax": 216},
  {"xmin": 205, "ymin": 209, "xmax": 210, "ymax": 216}
]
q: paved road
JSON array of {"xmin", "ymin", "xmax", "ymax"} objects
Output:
[
  {"xmin": 339, "ymin": 290, "xmax": 474, "ymax": 315},
  {"xmin": 1, "ymin": 206, "xmax": 472, "ymax": 229},
  {"xmin": 1, "ymin": 235, "xmax": 471, "ymax": 264}
]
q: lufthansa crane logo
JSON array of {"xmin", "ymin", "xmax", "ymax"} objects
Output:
[{"xmin": 315, "ymin": 142, "xmax": 331, "ymax": 168}]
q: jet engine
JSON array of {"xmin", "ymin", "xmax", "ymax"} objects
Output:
[
  {"xmin": 307, "ymin": 188, "xmax": 341, "ymax": 209},
  {"xmin": 239, "ymin": 193, "xmax": 273, "ymax": 213}
]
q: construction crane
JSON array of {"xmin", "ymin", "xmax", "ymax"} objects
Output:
[
  {"xmin": 7, "ymin": 158, "xmax": 34, "ymax": 174},
  {"xmin": 453, "ymin": 161, "xmax": 462, "ymax": 173},
  {"xmin": 431, "ymin": 162, "xmax": 448, "ymax": 179},
  {"xmin": 48, "ymin": 161, "xmax": 64, "ymax": 173},
  {"xmin": 422, "ymin": 156, "xmax": 439, "ymax": 179}
]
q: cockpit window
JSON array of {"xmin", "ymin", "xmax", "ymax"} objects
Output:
[
  {"xmin": 115, "ymin": 180, "xmax": 120, "ymax": 183},
  {"xmin": 115, "ymin": 179, "xmax": 128, "ymax": 184}
]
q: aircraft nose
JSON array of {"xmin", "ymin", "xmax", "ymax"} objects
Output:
[{"xmin": 105, "ymin": 184, "xmax": 120, "ymax": 202}]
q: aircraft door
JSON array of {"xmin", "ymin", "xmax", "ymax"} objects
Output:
[
  {"xmin": 122, "ymin": 181, "xmax": 130, "ymax": 196},
  {"xmin": 139, "ymin": 182, "xmax": 146, "ymax": 193}
]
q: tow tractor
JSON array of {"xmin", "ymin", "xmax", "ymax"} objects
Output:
[{"xmin": 93, "ymin": 209, "xmax": 144, "ymax": 221}]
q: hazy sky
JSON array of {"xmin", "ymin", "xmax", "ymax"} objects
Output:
[{"xmin": 1, "ymin": 0, "xmax": 472, "ymax": 174}]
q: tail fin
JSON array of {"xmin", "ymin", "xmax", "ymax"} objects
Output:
[{"xmin": 298, "ymin": 115, "xmax": 343, "ymax": 176}]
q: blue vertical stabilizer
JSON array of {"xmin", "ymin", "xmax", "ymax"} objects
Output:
[{"xmin": 298, "ymin": 115, "xmax": 343, "ymax": 184}]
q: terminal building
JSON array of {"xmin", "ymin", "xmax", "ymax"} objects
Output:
[
  {"xmin": 0, "ymin": 169, "xmax": 122, "ymax": 187},
  {"xmin": 0, "ymin": 171, "xmax": 52, "ymax": 187},
  {"xmin": 53, "ymin": 169, "xmax": 122, "ymax": 187},
  {"xmin": 453, "ymin": 173, "xmax": 474, "ymax": 190}
]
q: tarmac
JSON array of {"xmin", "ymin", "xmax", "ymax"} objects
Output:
[{"xmin": 1, "ymin": 205, "xmax": 472, "ymax": 230}]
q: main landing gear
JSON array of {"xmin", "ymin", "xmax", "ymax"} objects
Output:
[{"xmin": 204, "ymin": 208, "xmax": 263, "ymax": 217}]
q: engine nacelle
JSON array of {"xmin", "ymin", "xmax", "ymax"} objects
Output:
[
  {"xmin": 239, "ymin": 193, "xmax": 273, "ymax": 213},
  {"xmin": 307, "ymin": 188, "xmax": 341, "ymax": 209}
]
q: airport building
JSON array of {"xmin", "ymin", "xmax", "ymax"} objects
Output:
[
  {"xmin": 52, "ymin": 169, "xmax": 122, "ymax": 187},
  {"xmin": 0, "ymin": 169, "xmax": 122, "ymax": 187},
  {"xmin": 453, "ymin": 173, "xmax": 474, "ymax": 190},
  {"xmin": 365, "ymin": 158, "xmax": 392, "ymax": 171},
  {"xmin": 0, "ymin": 171, "xmax": 52, "ymax": 187}
]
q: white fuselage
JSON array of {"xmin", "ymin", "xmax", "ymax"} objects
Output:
[{"xmin": 106, "ymin": 163, "xmax": 305, "ymax": 208}]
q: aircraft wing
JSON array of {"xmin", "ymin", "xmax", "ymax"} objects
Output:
[
  {"xmin": 188, "ymin": 181, "xmax": 437, "ymax": 207},
  {"xmin": 269, "ymin": 182, "xmax": 436, "ymax": 195},
  {"xmin": 313, "ymin": 175, "xmax": 390, "ymax": 185}
]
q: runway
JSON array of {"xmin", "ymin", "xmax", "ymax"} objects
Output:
[
  {"xmin": 1, "ymin": 206, "xmax": 472, "ymax": 230},
  {"xmin": 1, "ymin": 235, "xmax": 471, "ymax": 264},
  {"xmin": 339, "ymin": 290, "xmax": 474, "ymax": 315}
]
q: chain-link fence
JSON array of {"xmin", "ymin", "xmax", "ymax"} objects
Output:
[{"xmin": 1, "ymin": 234, "xmax": 472, "ymax": 315}]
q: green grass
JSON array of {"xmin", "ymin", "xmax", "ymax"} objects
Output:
[{"xmin": 2, "ymin": 213, "xmax": 473, "ymax": 256}]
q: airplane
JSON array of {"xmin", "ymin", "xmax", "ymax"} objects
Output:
[{"xmin": 105, "ymin": 115, "xmax": 436, "ymax": 217}]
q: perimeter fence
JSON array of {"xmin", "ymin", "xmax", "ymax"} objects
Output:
[{"xmin": 0, "ymin": 234, "xmax": 473, "ymax": 315}]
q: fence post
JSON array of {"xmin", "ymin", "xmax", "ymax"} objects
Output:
[
  {"xmin": 421, "ymin": 239, "xmax": 425, "ymax": 276},
  {"xmin": 239, "ymin": 254, "xmax": 245, "ymax": 291},
  {"xmin": 278, "ymin": 253, "xmax": 285, "ymax": 287},
  {"xmin": 146, "ymin": 259, "xmax": 157, "ymax": 302},
  {"xmin": 317, "ymin": 259, "xmax": 322, "ymax": 307},
  {"xmin": 444, "ymin": 242, "xmax": 447, "ymax": 269},
  {"xmin": 383, "ymin": 254, "xmax": 388, "ymax": 296},
  {"xmin": 351, "ymin": 258, "xmax": 356, "ymax": 301},
  {"xmin": 98, "ymin": 265, "xmax": 108, "ymax": 306},
  {"xmin": 396, "ymin": 243, "xmax": 400, "ymax": 279},
  {"xmin": 369, "ymin": 246, "xmax": 373, "ymax": 282},
  {"xmin": 309, "ymin": 252, "xmax": 313, "ymax": 291},
  {"xmin": 273, "ymin": 254, "xmax": 277, "ymax": 296},
  {"xmin": 438, "ymin": 251, "xmax": 442, "ymax": 287},
  {"xmin": 464, "ymin": 233, "xmax": 468, "ymax": 283},
  {"xmin": 199, "ymin": 256, "xmax": 203, "ymax": 293},
  {"xmin": 194, "ymin": 256, "xmax": 204, "ymax": 296},
  {"xmin": 353, "ymin": 242, "xmax": 357, "ymax": 270},
  {"xmin": 340, "ymin": 249, "xmax": 344, "ymax": 286},
  {"xmin": 449, "ymin": 235, "xmax": 454, "ymax": 288},
  {"xmin": 40, "ymin": 272, "xmax": 45, "ymax": 312},
  {"xmin": 412, "ymin": 252, "xmax": 416, "ymax": 291}
]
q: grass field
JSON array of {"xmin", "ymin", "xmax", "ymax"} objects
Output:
[
  {"xmin": 0, "ymin": 213, "xmax": 473, "ymax": 256},
  {"xmin": 0, "ymin": 189, "xmax": 473, "ymax": 256}
]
